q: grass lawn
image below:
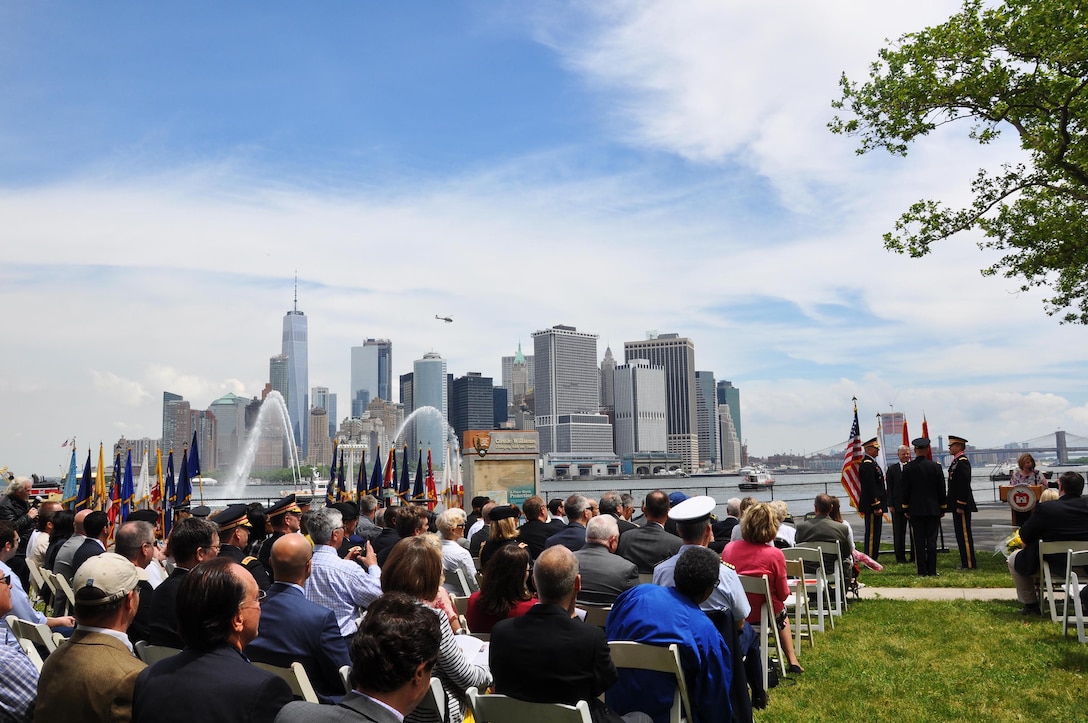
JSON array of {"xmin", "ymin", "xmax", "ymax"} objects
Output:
[
  {"xmin": 862, "ymin": 547, "xmax": 1014, "ymax": 588},
  {"xmin": 761, "ymin": 597, "xmax": 1088, "ymax": 722}
]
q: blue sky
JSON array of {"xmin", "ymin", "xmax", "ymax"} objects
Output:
[{"xmin": 3, "ymin": 1, "xmax": 1088, "ymax": 476}]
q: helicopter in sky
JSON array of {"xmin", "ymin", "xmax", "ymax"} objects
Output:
[{"xmin": 435, "ymin": 315, "xmax": 453, "ymax": 323}]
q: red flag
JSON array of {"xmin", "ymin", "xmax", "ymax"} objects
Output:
[
  {"xmin": 921, "ymin": 414, "xmax": 933, "ymax": 460},
  {"xmin": 840, "ymin": 401, "xmax": 863, "ymax": 511},
  {"xmin": 425, "ymin": 448, "xmax": 438, "ymax": 512},
  {"xmin": 902, "ymin": 419, "xmax": 910, "ymax": 448}
]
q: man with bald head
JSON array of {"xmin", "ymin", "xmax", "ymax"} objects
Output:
[
  {"xmin": 246, "ymin": 532, "xmax": 351, "ymax": 702},
  {"xmin": 52, "ymin": 508, "xmax": 93, "ymax": 582}
]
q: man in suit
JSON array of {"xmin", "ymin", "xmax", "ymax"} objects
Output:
[
  {"xmin": 369, "ymin": 507, "xmax": 401, "ymax": 564},
  {"xmin": 599, "ymin": 491, "xmax": 638, "ymax": 534},
  {"xmin": 547, "ymin": 498, "xmax": 567, "ymax": 530},
  {"xmin": 213, "ymin": 504, "xmax": 273, "ymax": 590},
  {"xmin": 795, "ymin": 493, "xmax": 854, "ymax": 581},
  {"xmin": 275, "ymin": 592, "xmax": 441, "ymax": 723},
  {"xmin": 574, "ymin": 515, "xmax": 638, "ymax": 606},
  {"xmin": 490, "ymin": 546, "xmax": 643, "ymax": 723},
  {"xmin": 69, "ymin": 510, "xmax": 110, "ymax": 580},
  {"xmin": 858, "ymin": 437, "xmax": 887, "ymax": 560},
  {"xmin": 900, "ymin": 438, "xmax": 947, "ymax": 577},
  {"xmin": 1009, "ymin": 471, "xmax": 1088, "ymax": 614},
  {"xmin": 147, "ymin": 517, "xmax": 219, "ymax": 648},
  {"xmin": 545, "ymin": 494, "xmax": 591, "ymax": 552},
  {"xmin": 517, "ymin": 495, "xmax": 558, "ymax": 560},
  {"xmin": 36, "ymin": 552, "xmax": 146, "ymax": 722},
  {"xmin": 257, "ymin": 495, "xmax": 302, "ymax": 577},
  {"xmin": 616, "ymin": 490, "xmax": 682, "ymax": 574},
  {"xmin": 710, "ymin": 497, "xmax": 741, "ymax": 554},
  {"xmin": 133, "ymin": 557, "xmax": 294, "ymax": 723},
  {"xmin": 113, "ymin": 519, "xmax": 158, "ymax": 645},
  {"xmin": 246, "ymin": 532, "xmax": 351, "ymax": 702},
  {"xmin": 51, "ymin": 508, "xmax": 91, "ymax": 582},
  {"xmin": 947, "ymin": 435, "xmax": 977, "ymax": 569},
  {"xmin": 885, "ymin": 445, "xmax": 914, "ymax": 563}
]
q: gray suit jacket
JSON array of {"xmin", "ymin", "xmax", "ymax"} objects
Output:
[
  {"xmin": 276, "ymin": 692, "xmax": 401, "ymax": 723},
  {"xmin": 573, "ymin": 544, "xmax": 639, "ymax": 606},
  {"xmin": 615, "ymin": 523, "xmax": 682, "ymax": 574}
]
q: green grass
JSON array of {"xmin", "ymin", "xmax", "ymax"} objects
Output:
[
  {"xmin": 762, "ymin": 598, "xmax": 1088, "ymax": 722},
  {"xmin": 863, "ymin": 547, "xmax": 1013, "ymax": 588}
]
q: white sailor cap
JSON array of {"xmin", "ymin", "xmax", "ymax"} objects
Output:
[{"xmin": 668, "ymin": 495, "xmax": 716, "ymax": 523}]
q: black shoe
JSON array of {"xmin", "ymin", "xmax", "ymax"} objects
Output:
[
  {"xmin": 1020, "ymin": 602, "xmax": 1041, "ymax": 616},
  {"xmin": 751, "ymin": 690, "xmax": 768, "ymax": 710},
  {"xmin": 787, "ymin": 664, "xmax": 804, "ymax": 674}
]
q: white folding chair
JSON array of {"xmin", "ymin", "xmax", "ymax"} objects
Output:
[
  {"xmin": 738, "ymin": 574, "xmax": 787, "ymax": 692},
  {"xmin": 52, "ymin": 573, "xmax": 78, "ymax": 618},
  {"xmin": 416, "ymin": 677, "xmax": 448, "ymax": 723},
  {"xmin": 339, "ymin": 664, "xmax": 354, "ymax": 694},
  {"xmin": 134, "ymin": 640, "xmax": 183, "ymax": 664},
  {"xmin": 608, "ymin": 641, "xmax": 691, "ymax": 723},
  {"xmin": 451, "ymin": 594, "xmax": 469, "ymax": 617},
  {"xmin": 25, "ymin": 558, "xmax": 47, "ymax": 604},
  {"xmin": 3, "ymin": 616, "xmax": 45, "ymax": 673},
  {"xmin": 580, "ymin": 605, "xmax": 611, "ymax": 629},
  {"xmin": 782, "ymin": 547, "xmax": 834, "ymax": 632},
  {"xmin": 252, "ymin": 661, "xmax": 320, "ymax": 703},
  {"xmin": 1062, "ymin": 549, "xmax": 1088, "ymax": 643},
  {"xmin": 1039, "ymin": 541, "xmax": 1088, "ymax": 623},
  {"xmin": 785, "ymin": 559, "xmax": 814, "ymax": 650},
  {"xmin": 466, "ymin": 686, "xmax": 592, "ymax": 723},
  {"xmin": 811, "ymin": 541, "xmax": 849, "ymax": 615},
  {"xmin": 638, "ymin": 572, "xmax": 655, "ymax": 585},
  {"xmin": 444, "ymin": 568, "xmax": 472, "ymax": 597},
  {"xmin": 7, "ymin": 616, "xmax": 58, "ymax": 656}
]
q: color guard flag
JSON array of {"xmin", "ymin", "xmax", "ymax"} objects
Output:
[
  {"xmin": 413, "ymin": 446, "xmax": 424, "ymax": 502},
  {"xmin": 355, "ymin": 448, "xmax": 367, "ymax": 502},
  {"xmin": 62, "ymin": 447, "xmax": 78, "ymax": 507},
  {"xmin": 120, "ymin": 450, "xmax": 134, "ymax": 523},
  {"xmin": 840, "ymin": 401, "xmax": 863, "ymax": 511},
  {"xmin": 75, "ymin": 449, "xmax": 93, "ymax": 511},
  {"xmin": 370, "ymin": 447, "xmax": 383, "ymax": 501},
  {"xmin": 921, "ymin": 414, "xmax": 934, "ymax": 461}
]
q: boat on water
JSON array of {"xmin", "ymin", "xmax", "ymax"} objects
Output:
[{"xmin": 739, "ymin": 466, "xmax": 775, "ymax": 490}]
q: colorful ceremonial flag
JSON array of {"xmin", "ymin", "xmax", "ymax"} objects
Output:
[
  {"xmin": 902, "ymin": 419, "xmax": 910, "ymax": 448},
  {"xmin": 107, "ymin": 452, "xmax": 121, "ymax": 522},
  {"xmin": 120, "ymin": 449, "xmax": 134, "ymax": 523},
  {"xmin": 370, "ymin": 447, "xmax": 384, "ymax": 503},
  {"xmin": 94, "ymin": 444, "xmax": 107, "ymax": 511},
  {"xmin": 136, "ymin": 449, "xmax": 151, "ymax": 509},
  {"xmin": 355, "ymin": 448, "xmax": 367, "ymax": 502},
  {"xmin": 75, "ymin": 449, "xmax": 93, "ymax": 511},
  {"xmin": 163, "ymin": 451, "xmax": 176, "ymax": 538},
  {"xmin": 874, "ymin": 417, "xmax": 888, "ymax": 472},
  {"xmin": 152, "ymin": 449, "xmax": 163, "ymax": 506},
  {"xmin": 840, "ymin": 400, "xmax": 863, "ymax": 511},
  {"xmin": 326, "ymin": 440, "xmax": 339, "ymax": 506},
  {"xmin": 425, "ymin": 448, "xmax": 438, "ymax": 511},
  {"xmin": 921, "ymin": 414, "xmax": 933, "ymax": 460},
  {"xmin": 399, "ymin": 444, "xmax": 410, "ymax": 503},
  {"xmin": 337, "ymin": 450, "xmax": 347, "ymax": 502},
  {"xmin": 188, "ymin": 431, "xmax": 201, "ymax": 479},
  {"xmin": 413, "ymin": 446, "xmax": 424, "ymax": 502},
  {"xmin": 62, "ymin": 447, "xmax": 78, "ymax": 507},
  {"xmin": 176, "ymin": 448, "xmax": 192, "ymax": 509},
  {"xmin": 384, "ymin": 447, "xmax": 396, "ymax": 502}
]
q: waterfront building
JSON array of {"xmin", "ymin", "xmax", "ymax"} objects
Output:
[
  {"xmin": 542, "ymin": 452, "xmax": 621, "ymax": 481},
  {"xmin": 412, "ymin": 353, "xmax": 449, "ymax": 464},
  {"xmin": 717, "ymin": 380, "xmax": 742, "ymax": 448},
  {"xmin": 162, "ymin": 392, "xmax": 191, "ymax": 458},
  {"xmin": 623, "ymin": 333, "xmax": 698, "ymax": 472},
  {"xmin": 282, "ymin": 288, "xmax": 309, "ymax": 454},
  {"xmin": 533, "ymin": 325, "xmax": 612, "ymax": 455},
  {"xmin": 879, "ymin": 412, "xmax": 906, "ymax": 456},
  {"xmin": 351, "ymin": 339, "xmax": 392, "ymax": 407},
  {"xmin": 307, "ymin": 407, "xmax": 332, "ymax": 467},
  {"xmin": 209, "ymin": 393, "xmax": 248, "ymax": 473},
  {"xmin": 717, "ymin": 404, "xmax": 741, "ymax": 472},
  {"xmin": 190, "ymin": 409, "xmax": 217, "ymax": 473},
  {"xmin": 312, "ymin": 386, "xmax": 338, "ymax": 440},
  {"xmin": 695, "ymin": 371, "xmax": 719, "ymax": 471},
  {"xmin": 112, "ymin": 437, "xmax": 161, "ymax": 476},
  {"xmin": 450, "ymin": 373, "xmax": 495, "ymax": 446},
  {"xmin": 613, "ymin": 359, "xmax": 667, "ymax": 459}
]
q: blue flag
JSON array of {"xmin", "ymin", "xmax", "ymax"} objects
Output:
[
  {"xmin": 369, "ymin": 447, "xmax": 383, "ymax": 502},
  {"xmin": 355, "ymin": 448, "xmax": 367, "ymax": 503},
  {"xmin": 63, "ymin": 448, "xmax": 78, "ymax": 507},
  {"xmin": 121, "ymin": 449, "xmax": 134, "ymax": 523},
  {"xmin": 399, "ymin": 444, "xmax": 410, "ymax": 502},
  {"xmin": 176, "ymin": 448, "xmax": 192, "ymax": 509},
  {"xmin": 326, "ymin": 441, "xmax": 339, "ymax": 506},
  {"xmin": 188, "ymin": 431, "xmax": 201, "ymax": 479},
  {"xmin": 163, "ymin": 452, "xmax": 176, "ymax": 538},
  {"xmin": 75, "ymin": 449, "xmax": 93, "ymax": 511}
]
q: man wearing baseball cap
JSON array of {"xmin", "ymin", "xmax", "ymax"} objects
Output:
[{"xmin": 36, "ymin": 552, "xmax": 145, "ymax": 721}]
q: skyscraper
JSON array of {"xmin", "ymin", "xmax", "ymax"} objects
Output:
[
  {"xmin": 501, "ymin": 344, "xmax": 534, "ymax": 401},
  {"xmin": 351, "ymin": 339, "xmax": 393, "ymax": 408},
  {"xmin": 695, "ymin": 371, "xmax": 719, "ymax": 470},
  {"xmin": 599, "ymin": 347, "xmax": 616, "ymax": 409},
  {"xmin": 623, "ymin": 334, "xmax": 698, "ymax": 472},
  {"xmin": 209, "ymin": 392, "xmax": 248, "ymax": 472},
  {"xmin": 717, "ymin": 380, "xmax": 742, "ymax": 446},
  {"xmin": 162, "ymin": 392, "xmax": 190, "ymax": 457},
  {"xmin": 413, "ymin": 352, "xmax": 449, "ymax": 464},
  {"xmin": 717, "ymin": 404, "xmax": 741, "ymax": 472},
  {"xmin": 282, "ymin": 285, "xmax": 308, "ymax": 454},
  {"xmin": 269, "ymin": 354, "xmax": 289, "ymax": 400},
  {"xmin": 613, "ymin": 360, "xmax": 667, "ymax": 458},
  {"xmin": 533, "ymin": 325, "xmax": 612, "ymax": 454},
  {"xmin": 450, "ymin": 373, "xmax": 495, "ymax": 445},
  {"xmin": 307, "ymin": 407, "xmax": 332, "ymax": 467}
]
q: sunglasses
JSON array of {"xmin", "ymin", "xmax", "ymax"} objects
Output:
[{"xmin": 0, "ymin": 575, "xmax": 10, "ymax": 586}]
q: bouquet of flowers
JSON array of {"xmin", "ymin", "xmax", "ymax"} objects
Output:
[{"xmin": 997, "ymin": 530, "xmax": 1023, "ymax": 559}]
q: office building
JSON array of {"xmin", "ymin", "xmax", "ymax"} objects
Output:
[
  {"xmin": 695, "ymin": 371, "xmax": 719, "ymax": 470},
  {"xmin": 493, "ymin": 387, "xmax": 509, "ymax": 428},
  {"xmin": 162, "ymin": 392, "xmax": 191, "ymax": 458},
  {"xmin": 501, "ymin": 344, "xmax": 534, "ymax": 402},
  {"xmin": 623, "ymin": 334, "xmax": 698, "ymax": 472},
  {"xmin": 269, "ymin": 354, "xmax": 289, "ymax": 400},
  {"xmin": 717, "ymin": 380, "xmax": 742, "ymax": 447},
  {"xmin": 307, "ymin": 407, "xmax": 333, "ymax": 467},
  {"xmin": 717, "ymin": 404, "xmax": 741, "ymax": 472},
  {"xmin": 282, "ymin": 288, "xmax": 309, "ymax": 454},
  {"xmin": 247, "ymin": 389, "xmax": 285, "ymax": 473},
  {"xmin": 209, "ymin": 393, "xmax": 248, "ymax": 472},
  {"xmin": 351, "ymin": 339, "xmax": 393, "ymax": 407},
  {"xmin": 613, "ymin": 359, "xmax": 667, "ymax": 458},
  {"xmin": 450, "ymin": 373, "xmax": 495, "ymax": 445},
  {"xmin": 312, "ymin": 386, "xmax": 337, "ymax": 440},
  {"xmin": 412, "ymin": 353, "xmax": 449, "ymax": 464},
  {"xmin": 600, "ymin": 347, "xmax": 616, "ymax": 409},
  {"xmin": 190, "ymin": 409, "xmax": 218, "ymax": 472},
  {"xmin": 532, "ymin": 325, "xmax": 612, "ymax": 455}
]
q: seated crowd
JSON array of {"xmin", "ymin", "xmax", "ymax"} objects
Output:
[{"xmin": 0, "ymin": 479, "xmax": 873, "ymax": 723}]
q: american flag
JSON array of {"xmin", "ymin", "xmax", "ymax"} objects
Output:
[{"xmin": 840, "ymin": 404, "xmax": 863, "ymax": 510}]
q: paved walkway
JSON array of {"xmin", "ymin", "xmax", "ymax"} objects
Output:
[{"xmin": 859, "ymin": 586, "xmax": 1018, "ymax": 601}]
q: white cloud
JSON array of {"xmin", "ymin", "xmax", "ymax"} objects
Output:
[{"xmin": 90, "ymin": 370, "xmax": 152, "ymax": 407}]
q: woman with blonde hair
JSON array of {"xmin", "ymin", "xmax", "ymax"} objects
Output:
[
  {"xmin": 769, "ymin": 500, "xmax": 795, "ymax": 547},
  {"xmin": 437, "ymin": 507, "xmax": 477, "ymax": 591},
  {"xmin": 723, "ymin": 502, "xmax": 803, "ymax": 674},
  {"xmin": 381, "ymin": 535, "xmax": 491, "ymax": 723}
]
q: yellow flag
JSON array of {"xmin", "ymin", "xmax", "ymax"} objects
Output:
[{"xmin": 95, "ymin": 443, "xmax": 107, "ymax": 510}]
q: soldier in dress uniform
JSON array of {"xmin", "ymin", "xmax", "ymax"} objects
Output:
[
  {"xmin": 947, "ymin": 435, "xmax": 977, "ymax": 569},
  {"xmin": 257, "ymin": 495, "xmax": 302, "ymax": 577},
  {"xmin": 858, "ymin": 437, "xmax": 887, "ymax": 560},
  {"xmin": 901, "ymin": 437, "xmax": 947, "ymax": 577},
  {"xmin": 211, "ymin": 503, "xmax": 273, "ymax": 590}
]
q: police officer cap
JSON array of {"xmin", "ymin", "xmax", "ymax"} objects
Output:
[
  {"xmin": 173, "ymin": 502, "xmax": 191, "ymax": 513},
  {"xmin": 295, "ymin": 495, "xmax": 313, "ymax": 507},
  {"xmin": 210, "ymin": 503, "xmax": 252, "ymax": 532},
  {"xmin": 668, "ymin": 495, "xmax": 716, "ymax": 523},
  {"xmin": 912, "ymin": 437, "xmax": 931, "ymax": 448},
  {"xmin": 863, "ymin": 437, "xmax": 880, "ymax": 449},
  {"xmin": 267, "ymin": 494, "xmax": 302, "ymax": 518},
  {"xmin": 127, "ymin": 509, "xmax": 159, "ymax": 524},
  {"xmin": 191, "ymin": 505, "xmax": 211, "ymax": 518},
  {"xmin": 332, "ymin": 501, "xmax": 359, "ymax": 521},
  {"xmin": 948, "ymin": 435, "xmax": 969, "ymax": 446},
  {"xmin": 489, "ymin": 505, "xmax": 519, "ymax": 522}
]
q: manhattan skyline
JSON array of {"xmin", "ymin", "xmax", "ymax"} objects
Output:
[{"xmin": 3, "ymin": 2, "xmax": 1088, "ymax": 474}]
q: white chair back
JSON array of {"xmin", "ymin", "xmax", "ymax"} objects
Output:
[
  {"xmin": 466, "ymin": 686, "xmax": 592, "ymax": 723},
  {"xmin": 738, "ymin": 573, "xmax": 787, "ymax": 692},
  {"xmin": 608, "ymin": 641, "xmax": 691, "ymax": 723},
  {"xmin": 252, "ymin": 661, "xmax": 320, "ymax": 703}
]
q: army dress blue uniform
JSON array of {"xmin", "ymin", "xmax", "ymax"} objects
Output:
[
  {"xmin": 858, "ymin": 438, "xmax": 887, "ymax": 560},
  {"xmin": 947, "ymin": 436, "xmax": 977, "ymax": 569}
]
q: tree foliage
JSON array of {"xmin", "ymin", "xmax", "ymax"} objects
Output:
[{"xmin": 830, "ymin": 0, "xmax": 1088, "ymax": 323}]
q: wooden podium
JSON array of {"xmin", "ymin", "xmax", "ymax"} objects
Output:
[{"xmin": 1000, "ymin": 485, "xmax": 1045, "ymax": 525}]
